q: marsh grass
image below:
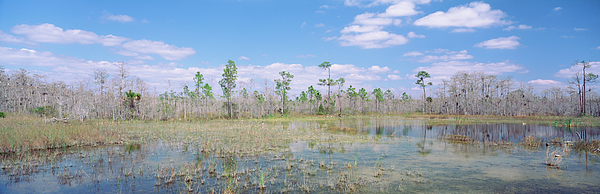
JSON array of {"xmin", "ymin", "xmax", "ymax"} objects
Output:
[
  {"xmin": 0, "ymin": 115, "xmax": 119, "ymax": 153},
  {"xmin": 522, "ymin": 135, "xmax": 542, "ymax": 148}
]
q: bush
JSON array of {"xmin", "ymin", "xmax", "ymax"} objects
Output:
[{"xmin": 0, "ymin": 112, "xmax": 5, "ymax": 118}]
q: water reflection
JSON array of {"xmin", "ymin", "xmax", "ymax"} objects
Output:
[{"xmin": 2, "ymin": 118, "xmax": 600, "ymax": 193}]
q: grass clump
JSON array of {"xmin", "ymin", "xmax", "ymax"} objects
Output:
[
  {"xmin": 522, "ymin": 135, "xmax": 542, "ymax": 148},
  {"xmin": 0, "ymin": 112, "xmax": 5, "ymax": 118},
  {"xmin": 573, "ymin": 140, "xmax": 600, "ymax": 153}
]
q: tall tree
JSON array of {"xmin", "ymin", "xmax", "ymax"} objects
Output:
[
  {"xmin": 219, "ymin": 60, "xmax": 238, "ymax": 118},
  {"xmin": 193, "ymin": 71, "xmax": 204, "ymax": 97},
  {"xmin": 415, "ymin": 71, "xmax": 433, "ymax": 113},
  {"xmin": 318, "ymin": 61, "xmax": 333, "ymax": 98},
  {"xmin": 573, "ymin": 60, "xmax": 598, "ymax": 115},
  {"xmin": 275, "ymin": 71, "xmax": 294, "ymax": 114}
]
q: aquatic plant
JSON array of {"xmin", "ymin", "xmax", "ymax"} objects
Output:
[{"xmin": 545, "ymin": 147, "xmax": 564, "ymax": 167}]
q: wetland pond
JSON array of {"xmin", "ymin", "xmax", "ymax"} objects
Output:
[{"xmin": 1, "ymin": 118, "xmax": 600, "ymax": 193}]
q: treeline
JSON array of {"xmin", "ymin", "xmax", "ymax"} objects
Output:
[{"xmin": 1, "ymin": 60, "xmax": 599, "ymax": 120}]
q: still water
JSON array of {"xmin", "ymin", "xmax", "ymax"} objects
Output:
[{"xmin": 1, "ymin": 118, "xmax": 599, "ymax": 193}]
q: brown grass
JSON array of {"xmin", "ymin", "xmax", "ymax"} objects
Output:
[{"xmin": 0, "ymin": 114, "xmax": 119, "ymax": 153}]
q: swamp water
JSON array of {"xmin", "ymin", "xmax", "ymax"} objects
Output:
[{"xmin": 1, "ymin": 118, "xmax": 599, "ymax": 193}]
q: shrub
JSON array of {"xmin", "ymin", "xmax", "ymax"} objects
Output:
[{"xmin": 0, "ymin": 112, "xmax": 5, "ymax": 118}]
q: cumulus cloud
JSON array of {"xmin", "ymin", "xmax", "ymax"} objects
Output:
[
  {"xmin": 1, "ymin": 45, "xmax": 401, "ymax": 94},
  {"xmin": 0, "ymin": 30, "xmax": 35, "ymax": 45},
  {"xmin": 407, "ymin": 31, "xmax": 425, "ymax": 38},
  {"xmin": 121, "ymin": 40, "xmax": 195, "ymax": 60},
  {"xmin": 405, "ymin": 49, "xmax": 473, "ymax": 63},
  {"xmin": 377, "ymin": 1, "xmax": 422, "ymax": 17},
  {"xmin": 413, "ymin": 60, "xmax": 527, "ymax": 83},
  {"xmin": 8, "ymin": 23, "xmax": 194, "ymax": 59},
  {"xmin": 474, "ymin": 36, "xmax": 521, "ymax": 49},
  {"xmin": 334, "ymin": 0, "xmax": 433, "ymax": 49},
  {"xmin": 403, "ymin": 51, "xmax": 424, "ymax": 57},
  {"xmin": 368, "ymin": 66, "xmax": 391, "ymax": 74},
  {"xmin": 115, "ymin": 50, "xmax": 155, "ymax": 60},
  {"xmin": 102, "ymin": 13, "xmax": 135, "ymax": 23},
  {"xmin": 338, "ymin": 31, "xmax": 408, "ymax": 49},
  {"xmin": 416, "ymin": 50, "xmax": 473, "ymax": 62},
  {"xmin": 414, "ymin": 2, "xmax": 511, "ymax": 28},
  {"xmin": 450, "ymin": 28, "xmax": 476, "ymax": 33},
  {"xmin": 387, "ymin": 74, "xmax": 403, "ymax": 80},
  {"xmin": 341, "ymin": 25, "xmax": 383, "ymax": 34},
  {"xmin": 11, "ymin": 23, "xmax": 129, "ymax": 46},
  {"xmin": 528, "ymin": 79, "xmax": 563, "ymax": 85},
  {"xmin": 503, "ymin": 24, "xmax": 532, "ymax": 31},
  {"xmin": 554, "ymin": 61, "xmax": 600, "ymax": 78}
]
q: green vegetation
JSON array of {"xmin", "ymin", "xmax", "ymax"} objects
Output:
[{"xmin": 0, "ymin": 112, "xmax": 5, "ymax": 118}]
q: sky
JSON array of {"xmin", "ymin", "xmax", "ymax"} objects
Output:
[{"xmin": 1, "ymin": 0, "xmax": 599, "ymax": 97}]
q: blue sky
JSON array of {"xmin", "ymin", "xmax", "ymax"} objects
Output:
[{"xmin": 1, "ymin": 0, "xmax": 599, "ymax": 97}]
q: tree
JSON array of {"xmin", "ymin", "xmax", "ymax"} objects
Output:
[
  {"xmin": 318, "ymin": 61, "xmax": 333, "ymax": 98},
  {"xmin": 371, "ymin": 88, "xmax": 384, "ymax": 111},
  {"xmin": 275, "ymin": 71, "xmax": 294, "ymax": 114},
  {"xmin": 572, "ymin": 60, "xmax": 598, "ymax": 115},
  {"xmin": 219, "ymin": 60, "xmax": 238, "ymax": 118},
  {"xmin": 193, "ymin": 71, "xmax": 205, "ymax": 97},
  {"xmin": 415, "ymin": 71, "xmax": 433, "ymax": 113}
]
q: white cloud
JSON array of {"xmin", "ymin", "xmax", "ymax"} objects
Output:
[
  {"xmin": 296, "ymin": 54, "xmax": 316, "ymax": 58},
  {"xmin": 322, "ymin": 36, "xmax": 337, "ymax": 41},
  {"xmin": 338, "ymin": 30, "xmax": 409, "ymax": 49},
  {"xmin": 102, "ymin": 13, "xmax": 135, "ymax": 23},
  {"xmin": 0, "ymin": 45, "xmax": 402, "ymax": 95},
  {"xmin": 414, "ymin": 2, "xmax": 511, "ymax": 28},
  {"xmin": 0, "ymin": 30, "xmax": 35, "ymax": 45},
  {"xmin": 353, "ymin": 12, "xmax": 394, "ymax": 26},
  {"xmin": 561, "ymin": 35, "xmax": 574, "ymax": 38},
  {"xmin": 301, "ymin": 22, "xmax": 307, "ymax": 28},
  {"xmin": 407, "ymin": 31, "xmax": 425, "ymax": 38},
  {"xmin": 320, "ymin": 5, "xmax": 333, "ymax": 9},
  {"xmin": 554, "ymin": 7, "xmax": 562, "ymax": 11},
  {"xmin": 368, "ymin": 66, "xmax": 391, "ymax": 74},
  {"xmin": 417, "ymin": 53, "xmax": 474, "ymax": 63},
  {"xmin": 413, "ymin": 50, "xmax": 473, "ymax": 63},
  {"xmin": 596, "ymin": 46, "xmax": 600, "ymax": 50},
  {"xmin": 431, "ymin": 48, "xmax": 449, "ymax": 53},
  {"xmin": 115, "ymin": 50, "xmax": 155, "ymax": 60},
  {"xmin": 450, "ymin": 28, "xmax": 476, "ymax": 33},
  {"xmin": 341, "ymin": 25, "xmax": 384, "ymax": 33},
  {"xmin": 574, "ymin": 27, "xmax": 587, "ymax": 31},
  {"xmin": 387, "ymin": 74, "xmax": 403, "ymax": 80},
  {"xmin": 554, "ymin": 61, "xmax": 600, "ymax": 78},
  {"xmin": 0, "ymin": 46, "xmax": 118, "ymax": 77},
  {"xmin": 413, "ymin": 60, "xmax": 527, "ymax": 84},
  {"xmin": 528, "ymin": 79, "xmax": 562, "ymax": 85},
  {"xmin": 122, "ymin": 40, "xmax": 196, "ymax": 60},
  {"xmin": 403, "ymin": 51, "xmax": 424, "ymax": 57},
  {"xmin": 11, "ymin": 23, "xmax": 129, "ymax": 46},
  {"xmin": 316, "ymin": 10, "xmax": 326, "ymax": 14},
  {"xmin": 237, "ymin": 56, "xmax": 250, "ymax": 60},
  {"xmin": 377, "ymin": 1, "xmax": 421, "ymax": 17},
  {"xmin": 503, "ymin": 24, "xmax": 532, "ymax": 31},
  {"xmin": 474, "ymin": 36, "xmax": 521, "ymax": 49}
]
